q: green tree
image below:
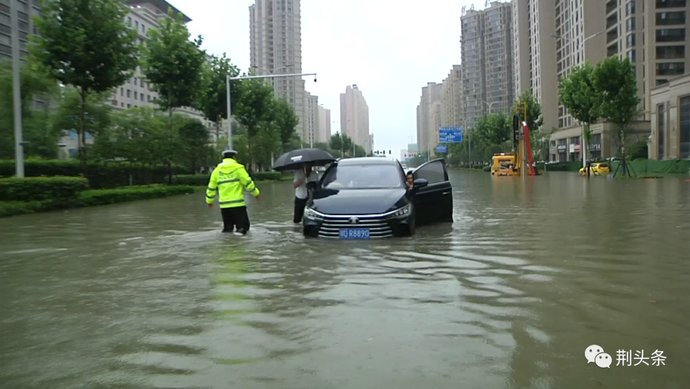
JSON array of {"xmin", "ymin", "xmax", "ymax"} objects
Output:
[
  {"xmin": 199, "ymin": 53, "xmax": 239, "ymax": 143},
  {"xmin": 143, "ymin": 13, "xmax": 205, "ymax": 120},
  {"xmin": 32, "ymin": 0, "xmax": 138, "ymax": 164},
  {"xmin": 234, "ymin": 79, "xmax": 278, "ymax": 170},
  {"xmin": 91, "ymin": 107, "xmax": 167, "ymax": 164},
  {"xmin": 51, "ymin": 87, "xmax": 112, "ymax": 159},
  {"xmin": 513, "ymin": 90, "xmax": 543, "ymax": 132},
  {"xmin": 513, "ymin": 90, "xmax": 544, "ymax": 158},
  {"xmin": 177, "ymin": 118, "xmax": 213, "ymax": 173},
  {"xmin": 593, "ymin": 57, "xmax": 640, "ymax": 158},
  {"xmin": 142, "ymin": 12, "xmax": 205, "ymax": 180},
  {"xmin": 468, "ymin": 113, "xmax": 512, "ymax": 162},
  {"xmin": 0, "ymin": 60, "xmax": 58, "ymax": 158},
  {"xmin": 558, "ymin": 62, "xmax": 601, "ymax": 166},
  {"xmin": 273, "ymin": 98, "xmax": 299, "ymax": 151}
]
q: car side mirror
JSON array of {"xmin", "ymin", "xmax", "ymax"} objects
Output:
[{"xmin": 413, "ymin": 178, "xmax": 428, "ymax": 189}]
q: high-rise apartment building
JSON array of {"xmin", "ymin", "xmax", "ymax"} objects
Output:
[
  {"xmin": 249, "ymin": 0, "xmax": 307, "ymax": 140},
  {"xmin": 461, "ymin": 2, "xmax": 514, "ymax": 131},
  {"xmin": 514, "ymin": 0, "xmax": 690, "ymax": 162},
  {"xmin": 304, "ymin": 91, "xmax": 318, "ymax": 147},
  {"xmin": 0, "ymin": 0, "xmax": 40, "ymax": 61},
  {"xmin": 111, "ymin": 1, "xmax": 192, "ymax": 111},
  {"xmin": 416, "ymin": 82, "xmax": 442, "ymax": 157},
  {"xmin": 340, "ymin": 84, "xmax": 371, "ymax": 155},
  {"xmin": 441, "ymin": 65, "xmax": 464, "ymax": 130},
  {"xmin": 317, "ymin": 104, "xmax": 331, "ymax": 144}
]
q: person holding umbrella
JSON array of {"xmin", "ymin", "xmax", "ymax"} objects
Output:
[
  {"xmin": 206, "ymin": 149, "xmax": 261, "ymax": 234},
  {"xmin": 272, "ymin": 148, "xmax": 335, "ymax": 223},
  {"xmin": 293, "ymin": 163, "xmax": 319, "ymax": 223}
]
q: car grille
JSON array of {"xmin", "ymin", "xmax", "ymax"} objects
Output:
[{"xmin": 317, "ymin": 214, "xmax": 393, "ymax": 238}]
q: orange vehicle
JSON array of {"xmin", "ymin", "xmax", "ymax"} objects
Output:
[
  {"xmin": 490, "ymin": 118, "xmax": 536, "ymax": 177},
  {"xmin": 491, "ymin": 153, "xmax": 518, "ymax": 176}
]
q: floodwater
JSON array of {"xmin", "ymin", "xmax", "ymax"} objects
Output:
[{"xmin": 1, "ymin": 170, "xmax": 689, "ymax": 388}]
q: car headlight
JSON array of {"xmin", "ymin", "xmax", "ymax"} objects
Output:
[
  {"xmin": 392, "ymin": 203, "xmax": 411, "ymax": 217},
  {"xmin": 304, "ymin": 207, "xmax": 322, "ymax": 219}
]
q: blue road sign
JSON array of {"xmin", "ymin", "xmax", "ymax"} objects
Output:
[
  {"xmin": 438, "ymin": 127, "xmax": 463, "ymax": 143},
  {"xmin": 435, "ymin": 145, "xmax": 448, "ymax": 154}
]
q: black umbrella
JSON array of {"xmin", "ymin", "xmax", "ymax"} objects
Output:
[{"xmin": 272, "ymin": 148, "xmax": 336, "ymax": 171}]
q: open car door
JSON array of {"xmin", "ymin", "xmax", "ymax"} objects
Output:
[{"xmin": 412, "ymin": 159, "xmax": 453, "ymax": 225}]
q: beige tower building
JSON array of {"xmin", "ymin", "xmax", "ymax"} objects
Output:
[
  {"xmin": 249, "ymin": 0, "xmax": 307, "ymax": 141},
  {"xmin": 461, "ymin": 2, "xmax": 514, "ymax": 131},
  {"xmin": 340, "ymin": 84, "xmax": 371, "ymax": 155},
  {"xmin": 111, "ymin": 1, "xmax": 192, "ymax": 111},
  {"xmin": 304, "ymin": 91, "xmax": 318, "ymax": 147},
  {"xmin": 441, "ymin": 65, "xmax": 464, "ymax": 130},
  {"xmin": 416, "ymin": 82, "xmax": 442, "ymax": 157},
  {"xmin": 514, "ymin": 0, "xmax": 689, "ymax": 162},
  {"xmin": 317, "ymin": 105, "xmax": 331, "ymax": 144}
]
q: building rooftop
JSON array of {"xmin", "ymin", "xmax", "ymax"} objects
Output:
[{"xmin": 125, "ymin": 0, "xmax": 191, "ymax": 23}]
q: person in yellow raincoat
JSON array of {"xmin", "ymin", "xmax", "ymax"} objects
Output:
[{"xmin": 206, "ymin": 149, "xmax": 261, "ymax": 234}]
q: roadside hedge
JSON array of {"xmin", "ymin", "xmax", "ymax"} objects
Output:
[
  {"xmin": 174, "ymin": 171, "xmax": 286, "ymax": 186},
  {"xmin": 0, "ymin": 176, "xmax": 89, "ymax": 202},
  {"xmin": 77, "ymin": 185, "xmax": 195, "ymax": 206},
  {"xmin": 0, "ymin": 159, "xmax": 186, "ymax": 188}
]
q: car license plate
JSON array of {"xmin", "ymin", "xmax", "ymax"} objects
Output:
[{"xmin": 339, "ymin": 228, "xmax": 370, "ymax": 240}]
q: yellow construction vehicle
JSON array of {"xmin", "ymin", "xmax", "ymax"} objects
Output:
[{"xmin": 490, "ymin": 115, "xmax": 536, "ymax": 177}]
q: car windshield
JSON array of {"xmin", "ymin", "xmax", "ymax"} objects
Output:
[{"xmin": 322, "ymin": 164, "xmax": 403, "ymax": 189}]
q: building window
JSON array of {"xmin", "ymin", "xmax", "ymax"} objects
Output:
[
  {"xmin": 126, "ymin": 89, "xmax": 131, "ymax": 98},
  {"xmin": 656, "ymin": 62, "xmax": 685, "ymax": 76},
  {"xmin": 656, "ymin": 11, "xmax": 686, "ymax": 25},
  {"xmin": 657, "ymin": 103, "xmax": 665, "ymax": 159},
  {"xmin": 656, "ymin": 0, "xmax": 686, "ymax": 8},
  {"xmin": 656, "ymin": 45, "xmax": 685, "ymax": 59},
  {"xmin": 680, "ymin": 96, "xmax": 690, "ymax": 159},
  {"xmin": 656, "ymin": 28, "xmax": 685, "ymax": 42}
]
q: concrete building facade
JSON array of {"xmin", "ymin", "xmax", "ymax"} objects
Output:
[
  {"xmin": 441, "ymin": 65, "xmax": 464, "ymax": 130},
  {"xmin": 650, "ymin": 73, "xmax": 690, "ymax": 160},
  {"xmin": 0, "ymin": 0, "xmax": 40, "ymax": 61},
  {"xmin": 249, "ymin": 0, "xmax": 307, "ymax": 141},
  {"xmin": 514, "ymin": 0, "xmax": 690, "ymax": 162},
  {"xmin": 317, "ymin": 104, "xmax": 331, "ymax": 144},
  {"xmin": 339, "ymin": 84, "xmax": 371, "ymax": 155},
  {"xmin": 416, "ymin": 82, "xmax": 442, "ymax": 157},
  {"xmin": 461, "ymin": 2, "xmax": 514, "ymax": 131}
]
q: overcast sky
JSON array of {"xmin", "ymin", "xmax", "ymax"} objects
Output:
[{"xmin": 167, "ymin": 0, "xmax": 491, "ymax": 155}]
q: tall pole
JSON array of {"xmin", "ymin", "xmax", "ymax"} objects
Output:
[
  {"xmin": 226, "ymin": 74, "xmax": 232, "ymax": 150},
  {"xmin": 11, "ymin": 0, "xmax": 24, "ymax": 177}
]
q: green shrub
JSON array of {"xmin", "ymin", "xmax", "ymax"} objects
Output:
[
  {"xmin": 0, "ymin": 200, "xmax": 52, "ymax": 217},
  {"xmin": 0, "ymin": 176, "xmax": 89, "ymax": 202},
  {"xmin": 77, "ymin": 184, "xmax": 195, "ymax": 206},
  {"xmin": 173, "ymin": 174, "xmax": 210, "ymax": 186},
  {"xmin": 252, "ymin": 171, "xmax": 282, "ymax": 181}
]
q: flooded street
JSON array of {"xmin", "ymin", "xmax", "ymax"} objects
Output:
[{"xmin": 1, "ymin": 170, "xmax": 689, "ymax": 388}]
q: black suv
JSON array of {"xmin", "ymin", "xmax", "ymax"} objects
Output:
[{"xmin": 302, "ymin": 158, "xmax": 453, "ymax": 239}]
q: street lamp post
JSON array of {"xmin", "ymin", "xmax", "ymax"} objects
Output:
[
  {"xmin": 225, "ymin": 71, "xmax": 317, "ymax": 150},
  {"xmin": 10, "ymin": 0, "xmax": 24, "ymax": 177}
]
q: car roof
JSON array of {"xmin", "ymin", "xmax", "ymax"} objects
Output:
[{"xmin": 336, "ymin": 157, "xmax": 401, "ymax": 166}]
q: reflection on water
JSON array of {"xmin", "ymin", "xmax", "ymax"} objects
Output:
[{"xmin": 1, "ymin": 171, "xmax": 689, "ymax": 388}]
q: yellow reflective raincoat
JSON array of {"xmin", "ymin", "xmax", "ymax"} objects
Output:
[{"xmin": 206, "ymin": 158, "xmax": 260, "ymax": 208}]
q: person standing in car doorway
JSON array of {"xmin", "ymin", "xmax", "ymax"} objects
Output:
[{"xmin": 293, "ymin": 163, "xmax": 319, "ymax": 223}]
